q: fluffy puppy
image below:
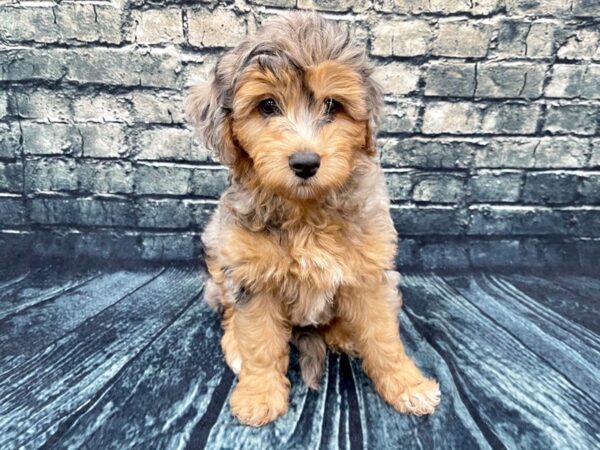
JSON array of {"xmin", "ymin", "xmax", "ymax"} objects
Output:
[{"xmin": 186, "ymin": 12, "xmax": 440, "ymax": 426}]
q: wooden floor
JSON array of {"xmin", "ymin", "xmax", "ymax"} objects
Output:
[{"xmin": 0, "ymin": 262, "xmax": 598, "ymax": 450}]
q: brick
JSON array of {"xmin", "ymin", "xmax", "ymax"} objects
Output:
[
  {"xmin": 0, "ymin": 49, "xmax": 67, "ymax": 82},
  {"xmin": 385, "ymin": 170, "xmax": 413, "ymax": 201},
  {"xmin": 0, "ymin": 6, "xmax": 58, "ymax": 43},
  {"xmin": 371, "ymin": 21, "xmax": 432, "ymax": 57},
  {"xmin": 422, "ymin": 102, "xmax": 482, "ymax": 134},
  {"xmin": 78, "ymin": 161, "xmax": 134, "ymax": 194},
  {"xmin": 544, "ymin": 105, "xmax": 598, "ymax": 135},
  {"xmin": 0, "ymin": 162, "xmax": 23, "ymax": 193},
  {"xmin": 432, "ymin": 21, "xmax": 492, "ymax": 58},
  {"xmin": 0, "ymin": 92, "xmax": 7, "ymax": 119},
  {"xmin": 189, "ymin": 201, "xmax": 217, "ymax": 227},
  {"xmin": 9, "ymin": 89, "xmax": 71, "ymax": 122},
  {"xmin": 137, "ymin": 199, "xmax": 191, "ymax": 229},
  {"xmin": 380, "ymin": 138, "xmax": 476, "ymax": 168},
  {"xmin": 546, "ymin": 65, "xmax": 600, "ymax": 99},
  {"xmin": 26, "ymin": 159, "xmax": 132, "ymax": 194},
  {"xmin": 78, "ymin": 124, "xmax": 127, "ymax": 158},
  {"xmin": 133, "ymin": 9, "xmax": 183, "ymax": 45},
  {"xmin": 557, "ymin": 28, "xmax": 600, "ymax": 60},
  {"xmin": 391, "ymin": 205, "xmax": 467, "ymax": 235},
  {"xmin": 22, "ymin": 123, "xmax": 82, "ymax": 156},
  {"xmin": 469, "ymin": 205, "xmax": 573, "ymax": 235},
  {"xmin": 591, "ymin": 140, "xmax": 600, "ymax": 167},
  {"xmin": 380, "ymin": 101, "xmax": 420, "ymax": 133},
  {"xmin": 417, "ymin": 241, "xmax": 470, "ymax": 270},
  {"xmin": 522, "ymin": 172, "xmax": 580, "ymax": 204},
  {"xmin": 376, "ymin": 0, "xmax": 428, "ymax": 14},
  {"xmin": 481, "ymin": 103, "xmax": 541, "ymax": 134},
  {"xmin": 475, "ymin": 63, "xmax": 547, "ymax": 99},
  {"xmin": 181, "ymin": 54, "xmax": 218, "ymax": 88},
  {"xmin": 30, "ymin": 198, "xmax": 136, "ymax": 227},
  {"xmin": 574, "ymin": 209, "xmax": 600, "ymax": 237},
  {"xmin": 55, "ymin": 4, "xmax": 122, "ymax": 44},
  {"xmin": 0, "ymin": 5, "xmax": 120, "ymax": 44},
  {"xmin": 66, "ymin": 48, "xmax": 181, "ymax": 88},
  {"xmin": 412, "ymin": 172, "xmax": 466, "ymax": 203},
  {"xmin": 27, "ymin": 230, "xmax": 140, "ymax": 260},
  {"xmin": 522, "ymin": 238, "xmax": 580, "ymax": 269},
  {"xmin": 428, "ymin": 0, "xmax": 500, "ymax": 14},
  {"xmin": 423, "ymin": 102, "xmax": 540, "ymax": 135},
  {"xmin": 297, "ymin": 0, "xmax": 357, "ymax": 12},
  {"xmin": 135, "ymin": 164, "xmax": 191, "ymax": 195},
  {"xmin": 470, "ymin": 170, "xmax": 522, "ymax": 202},
  {"xmin": 373, "ymin": 63, "xmax": 420, "ymax": 96},
  {"xmin": 73, "ymin": 94, "xmax": 131, "ymax": 123},
  {"xmin": 0, "ymin": 196, "xmax": 25, "ymax": 226},
  {"xmin": 0, "ymin": 231, "xmax": 32, "ymax": 261},
  {"xmin": 0, "ymin": 124, "xmax": 21, "ymax": 159},
  {"xmin": 577, "ymin": 174, "xmax": 600, "ymax": 204},
  {"xmin": 506, "ymin": 0, "xmax": 573, "ymax": 15},
  {"xmin": 424, "ymin": 62, "xmax": 476, "ymax": 97},
  {"xmin": 496, "ymin": 20, "xmax": 560, "ymax": 58},
  {"xmin": 474, "ymin": 138, "xmax": 538, "ymax": 168},
  {"xmin": 248, "ymin": 0, "xmax": 296, "ymax": 6},
  {"xmin": 573, "ymin": 0, "xmax": 600, "ymax": 16},
  {"xmin": 189, "ymin": 168, "xmax": 229, "ymax": 198},
  {"xmin": 469, "ymin": 239, "xmax": 521, "ymax": 269},
  {"xmin": 577, "ymin": 239, "xmax": 600, "ymax": 271},
  {"xmin": 396, "ymin": 238, "xmax": 418, "ymax": 268},
  {"xmin": 135, "ymin": 128, "xmax": 214, "ymax": 162},
  {"xmin": 129, "ymin": 92, "xmax": 185, "ymax": 124},
  {"xmin": 25, "ymin": 159, "xmax": 78, "ymax": 193},
  {"xmin": 533, "ymin": 138, "xmax": 590, "ymax": 168},
  {"xmin": 141, "ymin": 233, "xmax": 197, "ymax": 260},
  {"xmin": 188, "ymin": 8, "xmax": 246, "ymax": 48}
]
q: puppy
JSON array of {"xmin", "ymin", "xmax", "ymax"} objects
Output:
[{"xmin": 186, "ymin": 12, "xmax": 440, "ymax": 426}]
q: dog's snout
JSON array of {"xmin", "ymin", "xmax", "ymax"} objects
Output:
[{"xmin": 289, "ymin": 152, "xmax": 320, "ymax": 179}]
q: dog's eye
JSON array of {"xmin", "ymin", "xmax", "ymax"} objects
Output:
[
  {"xmin": 324, "ymin": 98, "xmax": 342, "ymax": 116},
  {"xmin": 258, "ymin": 98, "xmax": 280, "ymax": 117}
]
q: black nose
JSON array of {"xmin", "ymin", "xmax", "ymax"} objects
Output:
[{"xmin": 289, "ymin": 151, "xmax": 321, "ymax": 179}]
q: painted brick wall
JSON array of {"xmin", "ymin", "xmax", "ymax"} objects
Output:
[{"xmin": 0, "ymin": 0, "xmax": 599, "ymax": 269}]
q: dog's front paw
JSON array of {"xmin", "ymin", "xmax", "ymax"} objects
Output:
[
  {"xmin": 391, "ymin": 376, "xmax": 441, "ymax": 416},
  {"xmin": 230, "ymin": 377, "xmax": 289, "ymax": 426}
]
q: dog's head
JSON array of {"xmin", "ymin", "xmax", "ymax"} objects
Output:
[{"xmin": 186, "ymin": 13, "xmax": 382, "ymax": 201}]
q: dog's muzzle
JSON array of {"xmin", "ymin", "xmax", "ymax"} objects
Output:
[{"xmin": 289, "ymin": 151, "xmax": 320, "ymax": 179}]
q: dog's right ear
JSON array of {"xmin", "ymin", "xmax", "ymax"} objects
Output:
[{"xmin": 185, "ymin": 62, "xmax": 240, "ymax": 167}]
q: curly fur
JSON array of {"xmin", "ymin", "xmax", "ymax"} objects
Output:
[{"xmin": 186, "ymin": 12, "xmax": 440, "ymax": 427}]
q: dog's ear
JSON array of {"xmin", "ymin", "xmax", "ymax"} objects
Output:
[
  {"xmin": 185, "ymin": 56, "xmax": 242, "ymax": 167},
  {"xmin": 364, "ymin": 77, "xmax": 384, "ymax": 157}
]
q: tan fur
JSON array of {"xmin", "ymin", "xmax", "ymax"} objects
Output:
[{"xmin": 186, "ymin": 12, "xmax": 440, "ymax": 426}]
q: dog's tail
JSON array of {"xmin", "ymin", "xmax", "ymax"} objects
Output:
[{"xmin": 292, "ymin": 327, "xmax": 327, "ymax": 390}]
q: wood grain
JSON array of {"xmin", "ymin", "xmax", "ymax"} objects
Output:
[{"xmin": 0, "ymin": 265, "xmax": 598, "ymax": 450}]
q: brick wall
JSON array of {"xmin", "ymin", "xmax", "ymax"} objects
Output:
[{"xmin": 1, "ymin": 0, "xmax": 599, "ymax": 270}]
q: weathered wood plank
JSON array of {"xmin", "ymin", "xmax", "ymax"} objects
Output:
[
  {"xmin": 401, "ymin": 274, "xmax": 600, "ymax": 450},
  {"xmin": 504, "ymin": 274, "xmax": 600, "ymax": 334},
  {"xmin": 0, "ymin": 266, "xmax": 205, "ymax": 449},
  {"xmin": 0, "ymin": 265, "xmax": 101, "ymax": 320},
  {"xmin": 446, "ymin": 273, "xmax": 600, "ymax": 400},
  {"xmin": 201, "ymin": 352, "xmax": 334, "ymax": 450},
  {"xmin": 50, "ymin": 290, "xmax": 229, "ymax": 450},
  {"xmin": 348, "ymin": 308, "xmax": 494, "ymax": 450},
  {"xmin": 0, "ymin": 268, "xmax": 163, "ymax": 375}
]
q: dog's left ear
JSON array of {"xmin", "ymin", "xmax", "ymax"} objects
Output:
[
  {"xmin": 185, "ymin": 53, "xmax": 244, "ymax": 168},
  {"xmin": 364, "ymin": 76, "xmax": 384, "ymax": 157}
]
